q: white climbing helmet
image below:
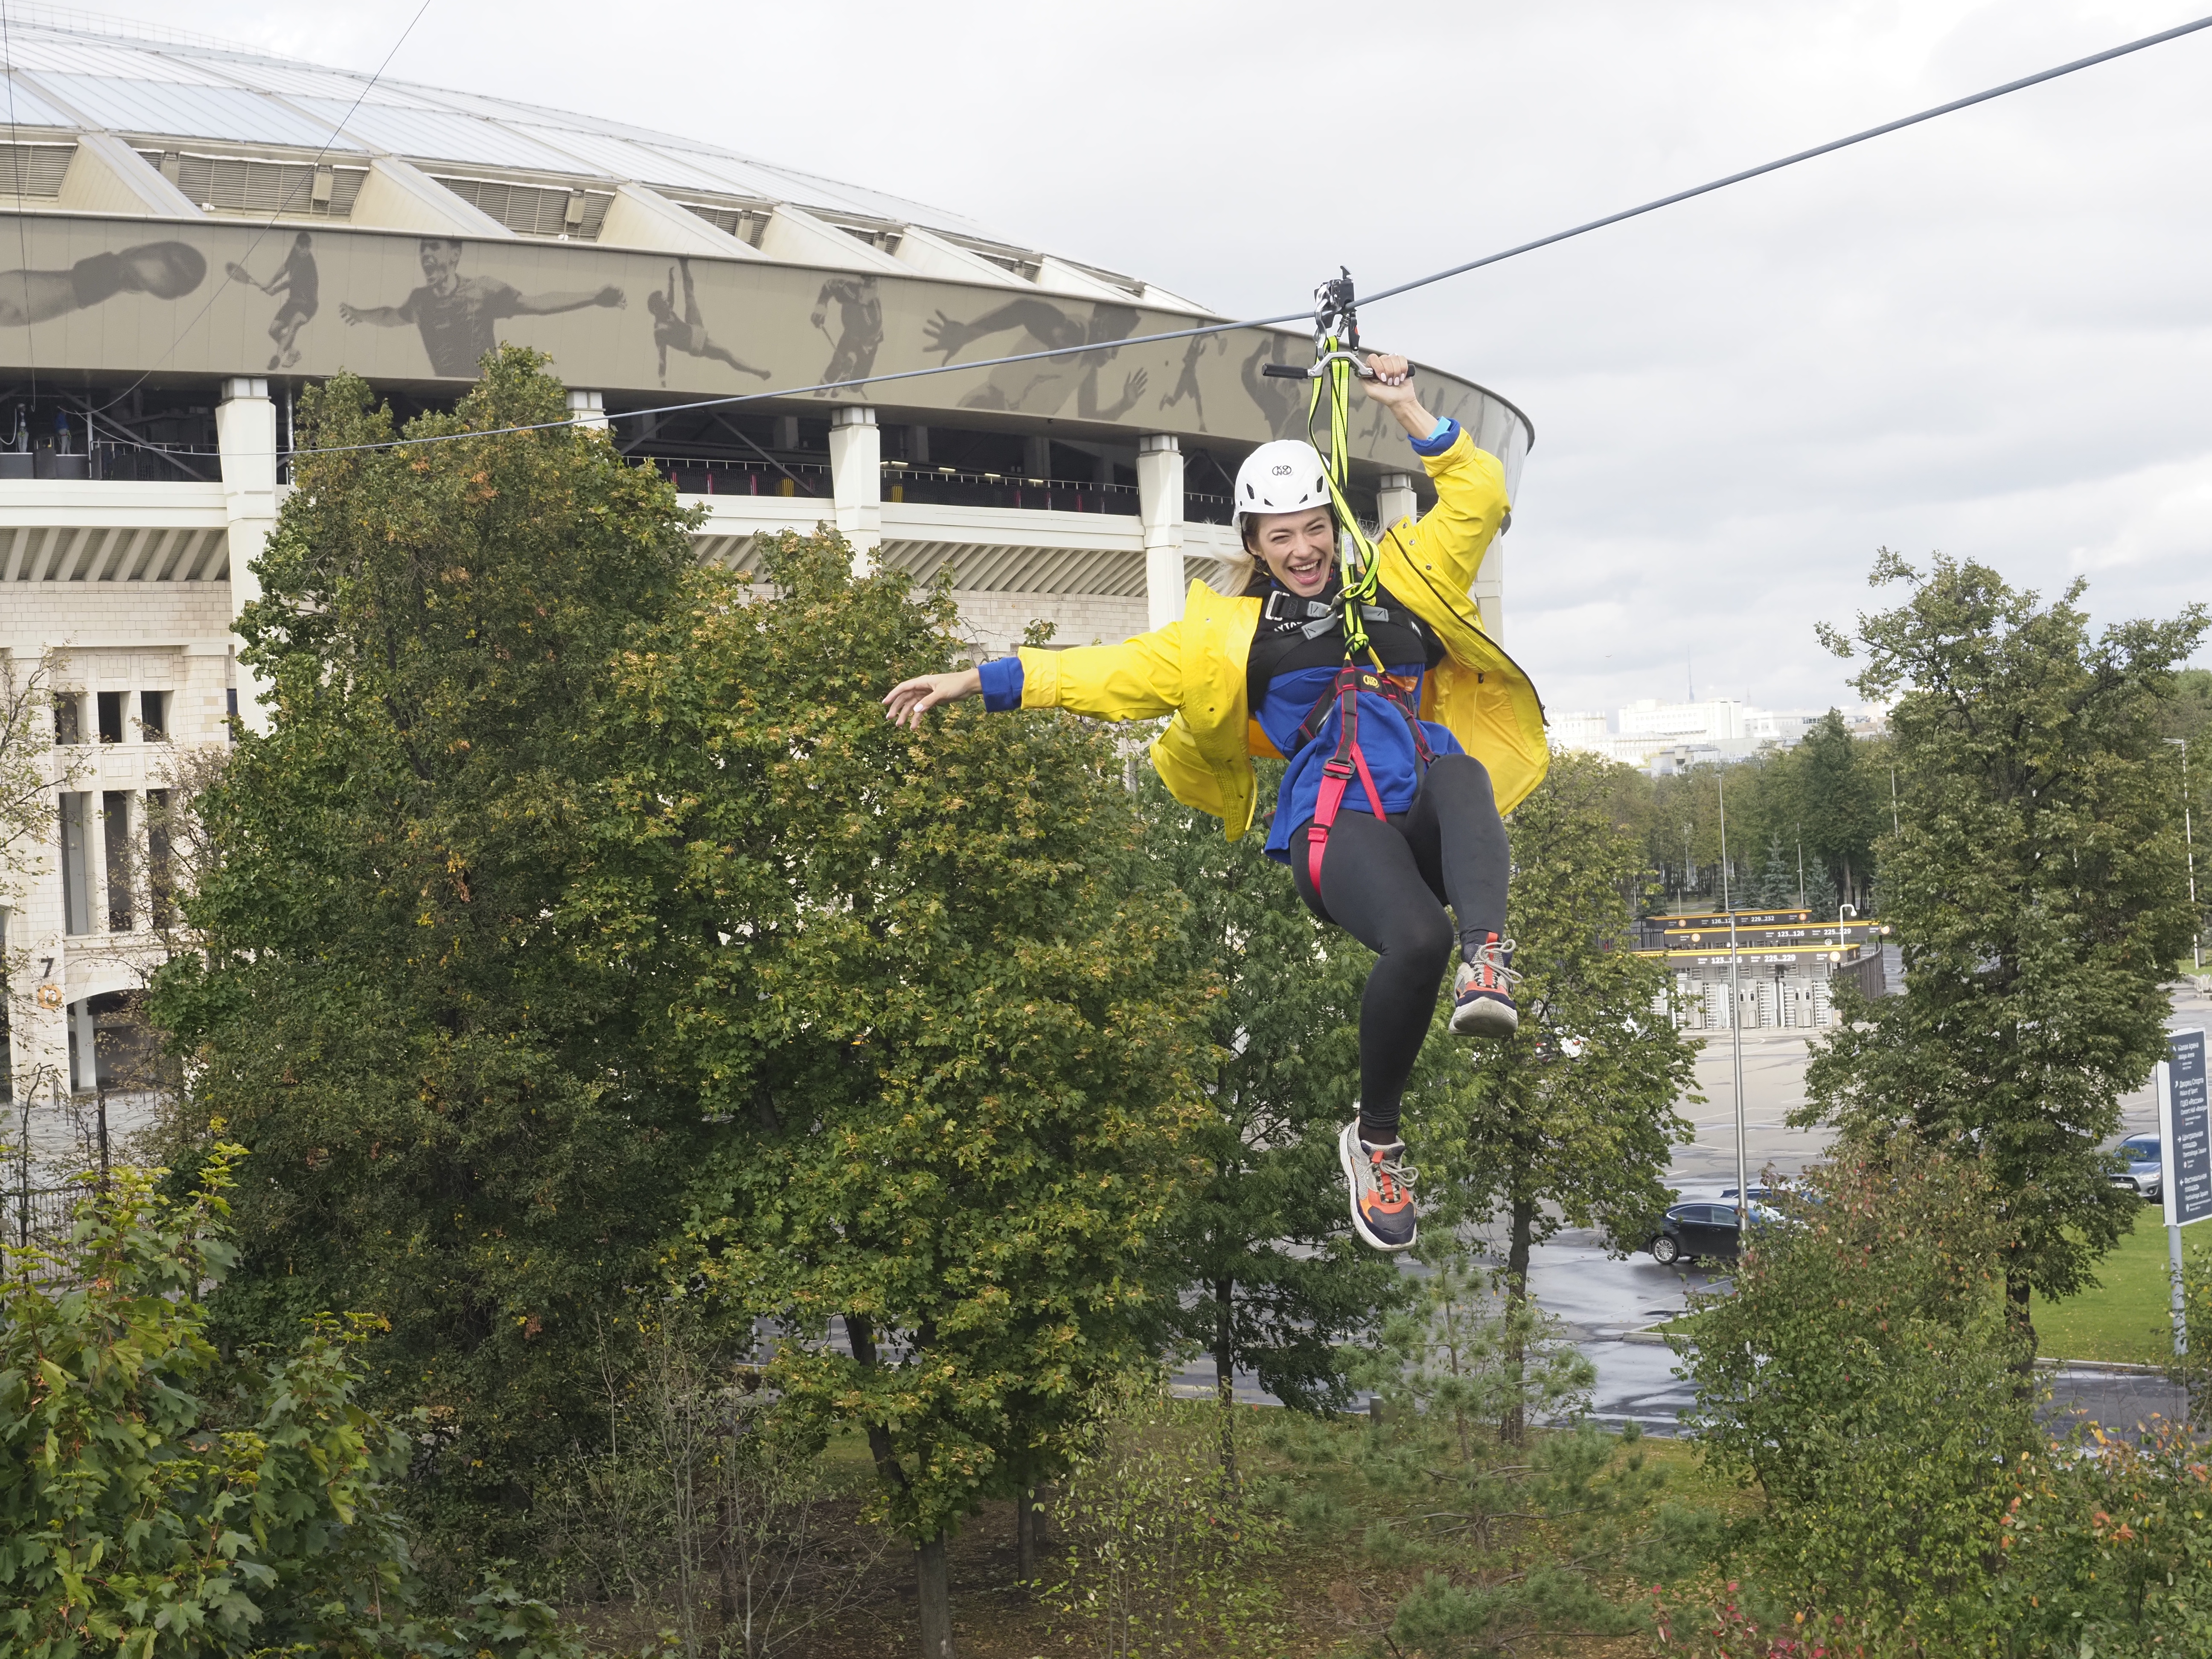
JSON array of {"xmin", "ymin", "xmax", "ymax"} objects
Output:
[{"xmin": 1232, "ymin": 439, "xmax": 1332, "ymax": 530}]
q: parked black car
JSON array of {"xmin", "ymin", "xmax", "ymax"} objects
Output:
[{"xmin": 1648, "ymin": 1202, "xmax": 1743, "ymax": 1266}]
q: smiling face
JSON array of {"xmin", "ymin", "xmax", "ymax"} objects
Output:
[{"xmin": 1247, "ymin": 508, "xmax": 1336, "ymax": 596}]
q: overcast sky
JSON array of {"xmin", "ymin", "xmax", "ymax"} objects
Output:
[{"xmin": 84, "ymin": 0, "xmax": 2212, "ymax": 716}]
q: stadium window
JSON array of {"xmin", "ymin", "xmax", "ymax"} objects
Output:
[
  {"xmin": 225, "ymin": 687, "xmax": 238, "ymax": 739},
  {"xmin": 102, "ymin": 792, "xmax": 131, "ymax": 932},
  {"xmin": 96, "ymin": 690, "xmax": 125, "ymax": 744},
  {"xmin": 147, "ymin": 789, "xmax": 174, "ymax": 928},
  {"xmin": 139, "ymin": 689, "xmax": 169, "ymax": 740},
  {"xmin": 52, "ymin": 693, "xmax": 81, "ymax": 746},
  {"xmin": 58, "ymin": 793, "xmax": 90, "ymax": 935}
]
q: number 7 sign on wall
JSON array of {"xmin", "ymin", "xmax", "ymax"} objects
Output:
[{"xmin": 2158, "ymin": 1028, "xmax": 2209, "ymax": 1354}]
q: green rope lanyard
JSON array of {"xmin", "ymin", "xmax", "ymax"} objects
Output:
[{"xmin": 1302, "ymin": 276, "xmax": 1384, "ymax": 666}]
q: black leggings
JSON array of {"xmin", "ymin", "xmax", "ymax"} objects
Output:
[{"xmin": 1289, "ymin": 753, "xmax": 1509, "ymax": 1146}]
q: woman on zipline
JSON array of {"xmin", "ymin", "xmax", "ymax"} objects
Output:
[{"xmin": 884, "ymin": 351, "xmax": 1547, "ymax": 1252}]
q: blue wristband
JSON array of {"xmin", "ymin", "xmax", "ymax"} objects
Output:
[{"xmin": 1409, "ymin": 416, "xmax": 1459, "ymax": 457}]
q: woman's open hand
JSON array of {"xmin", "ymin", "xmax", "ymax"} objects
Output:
[{"xmin": 883, "ymin": 667, "xmax": 983, "ymax": 728}]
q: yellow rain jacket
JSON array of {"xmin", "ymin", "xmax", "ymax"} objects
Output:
[{"xmin": 1014, "ymin": 427, "xmax": 1548, "ymax": 840}]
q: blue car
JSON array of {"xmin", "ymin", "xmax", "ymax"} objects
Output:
[{"xmin": 2110, "ymin": 1136, "xmax": 2163, "ymax": 1202}]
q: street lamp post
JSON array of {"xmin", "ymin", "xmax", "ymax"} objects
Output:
[
  {"xmin": 2170, "ymin": 738, "xmax": 2200, "ymax": 973},
  {"xmin": 1718, "ymin": 769, "xmax": 1749, "ymax": 1225}
]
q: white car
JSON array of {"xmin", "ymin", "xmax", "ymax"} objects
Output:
[{"xmin": 2110, "ymin": 1136, "xmax": 2163, "ymax": 1202}]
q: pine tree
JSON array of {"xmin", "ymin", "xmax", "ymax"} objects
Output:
[
  {"xmin": 1753, "ymin": 833, "xmax": 1795, "ymax": 908},
  {"xmin": 1803, "ymin": 551, "xmax": 2206, "ymax": 1359},
  {"xmin": 1420, "ymin": 751, "xmax": 1700, "ymax": 1442},
  {"xmin": 1806, "ymin": 861, "xmax": 1840, "ymax": 922}
]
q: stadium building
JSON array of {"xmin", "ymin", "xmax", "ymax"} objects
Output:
[{"xmin": 0, "ymin": 10, "xmax": 1533, "ymax": 1126}]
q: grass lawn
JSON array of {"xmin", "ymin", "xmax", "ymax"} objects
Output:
[
  {"xmin": 1648, "ymin": 1208, "xmax": 2210, "ymax": 1367},
  {"xmin": 565, "ymin": 1411, "xmax": 1734, "ymax": 1658},
  {"xmin": 2031, "ymin": 1207, "xmax": 2212, "ymax": 1365}
]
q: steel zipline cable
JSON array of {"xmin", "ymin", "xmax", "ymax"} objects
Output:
[{"xmin": 283, "ymin": 9, "xmax": 2212, "ymax": 462}]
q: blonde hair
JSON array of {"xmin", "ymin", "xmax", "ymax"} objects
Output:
[{"xmin": 1212, "ymin": 545, "xmax": 1258, "ymax": 594}]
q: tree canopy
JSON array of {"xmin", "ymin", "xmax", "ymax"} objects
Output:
[
  {"xmin": 151, "ymin": 352, "xmax": 710, "ymax": 1537},
  {"xmin": 1800, "ymin": 550, "xmax": 2206, "ymax": 1345}
]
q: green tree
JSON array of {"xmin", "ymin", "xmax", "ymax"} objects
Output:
[
  {"xmin": 2, "ymin": 1152, "xmax": 410, "ymax": 1656},
  {"xmin": 1132, "ymin": 766, "xmax": 1406, "ymax": 1463},
  {"xmin": 1795, "ymin": 709, "xmax": 1885, "ymax": 914},
  {"xmin": 149, "ymin": 352, "xmax": 709, "ymax": 1540},
  {"xmin": 1422, "ymin": 750, "xmax": 1699, "ymax": 1442},
  {"xmin": 1681, "ymin": 1149, "xmax": 2033, "ymax": 1646},
  {"xmin": 1804, "ymin": 856, "xmax": 1840, "ymax": 923},
  {"xmin": 2164, "ymin": 667, "xmax": 2211, "ymax": 967},
  {"xmin": 582, "ymin": 530, "xmax": 1214, "ymax": 1657},
  {"xmin": 1803, "ymin": 551, "xmax": 2206, "ymax": 1356}
]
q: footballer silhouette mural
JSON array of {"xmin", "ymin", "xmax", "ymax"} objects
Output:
[
  {"xmin": 0, "ymin": 216, "xmax": 1525, "ymax": 482},
  {"xmin": 340, "ymin": 237, "xmax": 625, "ymax": 378}
]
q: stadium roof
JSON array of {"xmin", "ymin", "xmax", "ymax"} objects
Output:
[{"xmin": 0, "ymin": 6, "xmax": 1083, "ymax": 268}]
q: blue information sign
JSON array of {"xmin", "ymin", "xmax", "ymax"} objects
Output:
[{"xmin": 2164, "ymin": 1028, "xmax": 2211, "ymax": 1229}]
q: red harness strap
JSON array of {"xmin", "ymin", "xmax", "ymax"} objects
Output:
[{"xmin": 1302, "ymin": 667, "xmax": 1434, "ymax": 892}]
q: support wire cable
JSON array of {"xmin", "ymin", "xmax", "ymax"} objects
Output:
[
  {"xmin": 1361, "ymin": 9, "xmax": 2212, "ymax": 309},
  {"xmin": 283, "ymin": 9, "xmax": 2212, "ymax": 462}
]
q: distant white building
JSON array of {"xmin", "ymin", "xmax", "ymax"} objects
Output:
[{"xmin": 1552, "ymin": 698, "xmax": 1831, "ymax": 770}]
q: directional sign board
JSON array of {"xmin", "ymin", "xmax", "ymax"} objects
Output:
[{"xmin": 2162, "ymin": 1027, "xmax": 2211, "ymax": 1229}]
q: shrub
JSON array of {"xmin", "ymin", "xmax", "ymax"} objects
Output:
[
  {"xmin": 542, "ymin": 1308, "xmax": 881, "ymax": 1658},
  {"xmin": 0, "ymin": 1152, "xmax": 418, "ymax": 1655},
  {"xmin": 0, "ymin": 1150, "xmax": 581, "ymax": 1658},
  {"xmin": 1991, "ymin": 1420, "xmax": 2212, "ymax": 1657},
  {"xmin": 1047, "ymin": 1375, "xmax": 1284, "ymax": 1657},
  {"xmin": 1680, "ymin": 1150, "xmax": 2034, "ymax": 1647},
  {"xmin": 1289, "ymin": 1250, "xmax": 1714, "ymax": 1655}
]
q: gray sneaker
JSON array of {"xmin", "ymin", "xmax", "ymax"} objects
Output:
[
  {"xmin": 1338, "ymin": 1120, "xmax": 1419, "ymax": 1252},
  {"xmin": 1449, "ymin": 933, "xmax": 1519, "ymax": 1038}
]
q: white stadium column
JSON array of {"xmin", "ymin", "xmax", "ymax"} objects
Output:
[
  {"xmin": 215, "ymin": 378, "xmax": 276, "ymax": 734},
  {"xmin": 1377, "ymin": 471, "xmax": 1418, "ymax": 534},
  {"xmin": 828, "ymin": 405, "xmax": 882, "ymax": 573},
  {"xmin": 1137, "ymin": 434, "xmax": 1185, "ymax": 631},
  {"xmin": 566, "ymin": 389, "xmax": 608, "ymax": 430},
  {"xmin": 1473, "ymin": 538, "xmax": 1505, "ymax": 640}
]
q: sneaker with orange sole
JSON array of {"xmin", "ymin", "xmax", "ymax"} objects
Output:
[
  {"xmin": 1450, "ymin": 932, "xmax": 1519, "ymax": 1039},
  {"xmin": 1338, "ymin": 1119, "xmax": 1419, "ymax": 1252}
]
